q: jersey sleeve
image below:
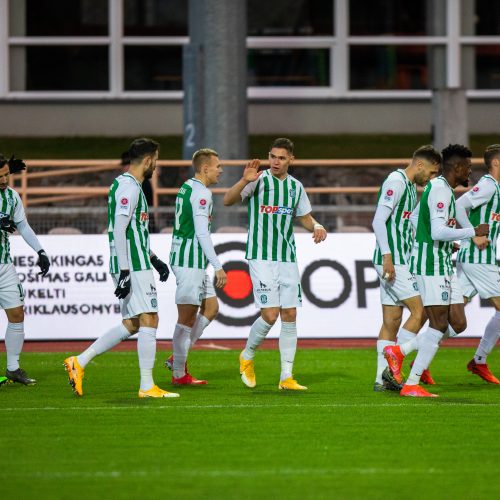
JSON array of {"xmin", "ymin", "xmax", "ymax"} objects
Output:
[
  {"xmin": 115, "ymin": 181, "xmax": 140, "ymax": 217},
  {"xmin": 295, "ymin": 185, "xmax": 312, "ymax": 216},
  {"xmin": 12, "ymin": 190, "xmax": 26, "ymax": 224},
  {"xmin": 428, "ymin": 183, "xmax": 451, "ymax": 220},
  {"xmin": 191, "ymin": 187, "xmax": 212, "ymax": 218},
  {"xmin": 377, "ymin": 177, "xmax": 405, "ymax": 211},
  {"xmin": 463, "ymin": 177, "xmax": 496, "ymax": 209},
  {"xmin": 240, "ymin": 179, "xmax": 259, "ymax": 204}
]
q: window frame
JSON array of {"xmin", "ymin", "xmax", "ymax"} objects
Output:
[{"xmin": 0, "ymin": 0, "xmax": 499, "ymax": 100}]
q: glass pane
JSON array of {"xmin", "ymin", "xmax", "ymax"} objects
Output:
[
  {"xmin": 124, "ymin": 46, "xmax": 182, "ymax": 90},
  {"xmin": 349, "ymin": 0, "xmax": 446, "ymax": 36},
  {"xmin": 248, "ymin": 49, "xmax": 330, "ymax": 86},
  {"xmin": 350, "ymin": 46, "xmax": 429, "ymax": 90},
  {"xmin": 475, "ymin": 46, "xmax": 500, "ymax": 89},
  {"xmin": 471, "ymin": 0, "xmax": 500, "ymax": 35},
  {"xmin": 13, "ymin": 46, "xmax": 109, "ymax": 91},
  {"xmin": 124, "ymin": 0, "xmax": 187, "ymax": 36},
  {"xmin": 247, "ymin": 0, "xmax": 333, "ymax": 36},
  {"xmin": 9, "ymin": 0, "xmax": 108, "ymax": 36}
]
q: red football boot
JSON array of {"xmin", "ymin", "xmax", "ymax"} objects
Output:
[
  {"xmin": 410, "ymin": 360, "xmax": 436, "ymax": 385},
  {"xmin": 400, "ymin": 384, "xmax": 438, "ymax": 398},
  {"xmin": 467, "ymin": 359, "xmax": 500, "ymax": 384},
  {"xmin": 384, "ymin": 345, "xmax": 405, "ymax": 384},
  {"xmin": 172, "ymin": 373, "xmax": 208, "ymax": 385}
]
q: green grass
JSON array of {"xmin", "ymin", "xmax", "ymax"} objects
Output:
[
  {"xmin": 0, "ymin": 135, "xmax": 498, "ymax": 159},
  {"xmin": 1, "ymin": 348, "xmax": 499, "ymax": 499}
]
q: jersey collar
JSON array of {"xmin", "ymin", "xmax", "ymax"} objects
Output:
[
  {"xmin": 437, "ymin": 175, "xmax": 453, "ymax": 191},
  {"xmin": 122, "ymin": 172, "xmax": 142, "ymax": 188}
]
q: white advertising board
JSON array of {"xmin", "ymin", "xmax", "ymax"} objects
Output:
[{"xmin": 0, "ymin": 234, "xmax": 493, "ymax": 340}]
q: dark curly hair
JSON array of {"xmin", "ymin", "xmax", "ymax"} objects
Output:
[{"xmin": 441, "ymin": 144, "xmax": 472, "ymax": 171}]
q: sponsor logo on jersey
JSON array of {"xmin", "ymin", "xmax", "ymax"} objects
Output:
[
  {"xmin": 491, "ymin": 212, "xmax": 500, "ymax": 222},
  {"xmin": 179, "ymin": 187, "xmax": 186, "ymax": 195},
  {"xmin": 256, "ymin": 280, "xmax": 271, "ymax": 293},
  {"xmin": 200, "ymin": 198, "xmax": 207, "ymax": 206},
  {"xmin": 121, "ymin": 197, "xmax": 128, "ymax": 205},
  {"xmin": 260, "ymin": 205, "xmax": 293, "ymax": 215},
  {"xmin": 386, "ymin": 189, "xmax": 394, "ymax": 196},
  {"xmin": 437, "ymin": 202, "xmax": 445, "ymax": 210},
  {"xmin": 447, "ymin": 217, "xmax": 456, "ymax": 227},
  {"xmin": 140, "ymin": 211, "xmax": 149, "ymax": 221},
  {"xmin": 472, "ymin": 186, "xmax": 479, "ymax": 193},
  {"xmin": 402, "ymin": 210, "xmax": 412, "ymax": 219}
]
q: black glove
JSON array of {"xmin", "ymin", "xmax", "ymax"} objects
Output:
[
  {"xmin": 8, "ymin": 155, "xmax": 27, "ymax": 174},
  {"xmin": 37, "ymin": 250, "xmax": 50, "ymax": 277},
  {"xmin": 151, "ymin": 255, "xmax": 170, "ymax": 282},
  {"xmin": 114, "ymin": 270, "xmax": 131, "ymax": 299},
  {"xmin": 0, "ymin": 214, "xmax": 16, "ymax": 233}
]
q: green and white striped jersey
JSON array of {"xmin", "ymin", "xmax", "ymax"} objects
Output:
[
  {"xmin": 373, "ymin": 169, "xmax": 417, "ymax": 266},
  {"xmin": 0, "ymin": 187, "xmax": 25, "ymax": 264},
  {"xmin": 108, "ymin": 173, "xmax": 151, "ymax": 273},
  {"xmin": 410, "ymin": 176, "xmax": 456, "ymax": 276},
  {"xmin": 170, "ymin": 178, "xmax": 212, "ymax": 269},
  {"xmin": 242, "ymin": 170, "xmax": 312, "ymax": 262},
  {"xmin": 457, "ymin": 174, "xmax": 500, "ymax": 265}
]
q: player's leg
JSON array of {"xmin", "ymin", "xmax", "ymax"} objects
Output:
[
  {"xmin": 240, "ymin": 261, "xmax": 277, "ymax": 387},
  {"xmin": 375, "ymin": 305, "xmax": 402, "ymax": 391},
  {"xmin": 276, "ymin": 262, "xmax": 307, "ymax": 390},
  {"xmin": 460, "ymin": 263, "xmax": 500, "ymax": 383},
  {"xmin": 63, "ymin": 272, "xmax": 137, "ymax": 395},
  {"xmin": 4, "ymin": 305, "xmax": 36, "ymax": 385},
  {"xmin": 1, "ymin": 263, "xmax": 35, "ymax": 385},
  {"xmin": 186, "ymin": 271, "xmax": 219, "ymax": 350}
]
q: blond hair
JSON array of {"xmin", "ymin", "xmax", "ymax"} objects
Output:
[{"xmin": 192, "ymin": 148, "xmax": 218, "ymax": 173}]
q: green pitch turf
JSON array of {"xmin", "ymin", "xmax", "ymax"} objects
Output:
[{"xmin": 1, "ymin": 348, "xmax": 499, "ymax": 500}]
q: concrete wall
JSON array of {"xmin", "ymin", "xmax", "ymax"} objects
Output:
[{"xmin": 0, "ymin": 100, "xmax": 498, "ymax": 136}]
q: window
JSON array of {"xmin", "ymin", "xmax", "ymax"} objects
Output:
[
  {"xmin": 470, "ymin": 0, "xmax": 500, "ymax": 35},
  {"xmin": 248, "ymin": 48, "xmax": 330, "ymax": 86},
  {"xmin": 350, "ymin": 45, "xmax": 429, "ymax": 90},
  {"xmin": 474, "ymin": 45, "xmax": 500, "ymax": 89},
  {"xmin": 124, "ymin": 46, "xmax": 182, "ymax": 91},
  {"xmin": 247, "ymin": 0, "xmax": 333, "ymax": 36},
  {"xmin": 124, "ymin": 0, "xmax": 187, "ymax": 36},
  {"xmin": 10, "ymin": 0, "xmax": 108, "ymax": 36},
  {"xmin": 10, "ymin": 46, "xmax": 108, "ymax": 91}
]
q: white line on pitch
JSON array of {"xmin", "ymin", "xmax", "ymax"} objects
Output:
[
  {"xmin": 0, "ymin": 467, "xmax": 445, "ymax": 479},
  {"xmin": 1, "ymin": 402, "xmax": 499, "ymax": 411}
]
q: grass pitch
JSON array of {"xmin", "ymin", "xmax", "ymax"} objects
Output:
[{"xmin": 1, "ymin": 348, "xmax": 499, "ymax": 500}]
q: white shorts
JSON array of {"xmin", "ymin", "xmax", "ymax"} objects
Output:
[
  {"xmin": 112, "ymin": 269, "xmax": 158, "ymax": 319},
  {"xmin": 249, "ymin": 260, "xmax": 302, "ymax": 309},
  {"xmin": 415, "ymin": 273, "xmax": 463, "ymax": 307},
  {"xmin": 457, "ymin": 262, "xmax": 500, "ymax": 300},
  {"xmin": 374, "ymin": 264, "xmax": 419, "ymax": 306},
  {"xmin": 172, "ymin": 266, "xmax": 216, "ymax": 306},
  {"xmin": 0, "ymin": 263, "xmax": 24, "ymax": 310}
]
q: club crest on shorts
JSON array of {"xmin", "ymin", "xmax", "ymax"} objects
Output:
[
  {"xmin": 441, "ymin": 291, "xmax": 449, "ymax": 301},
  {"xmin": 260, "ymin": 294, "xmax": 268, "ymax": 304},
  {"xmin": 151, "ymin": 298, "xmax": 157, "ymax": 307}
]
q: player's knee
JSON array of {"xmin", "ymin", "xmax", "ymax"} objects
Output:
[
  {"xmin": 410, "ymin": 308, "xmax": 426, "ymax": 327},
  {"xmin": 451, "ymin": 318, "xmax": 467, "ymax": 334},
  {"xmin": 6, "ymin": 307, "xmax": 24, "ymax": 323},
  {"xmin": 261, "ymin": 310, "xmax": 279, "ymax": 325}
]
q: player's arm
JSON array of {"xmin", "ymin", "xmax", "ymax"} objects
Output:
[
  {"xmin": 223, "ymin": 159, "xmax": 262, "ymax": 206},
  {"xmin": 372, "ymin": 179, "xmax": 405, "ymax": 281},
  {"xmin": 11, "ymin": 193, "xmax": 50, "ymax": 276},
  {"xmin": 429, "ymin": 186, "xmax": 487, "ymax": 242},
  {"xmin": 410, "ymin": 202, "xmax": 420, "ymax": 230},
  {"xmin": 295, "ymin": 186, "xmax": 326, "ymax": 244},
  {"xmin": 298, "ymin": 213, "xmax": 327, "ymax": 243},
  {"xmin": 113, "ymin": 186, "xmax": 138, "ymax": 299},
  {"xmin": 193, "ymin": 192, "xmax": 226, "ymax": 288}
]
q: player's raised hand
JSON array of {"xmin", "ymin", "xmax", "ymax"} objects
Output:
[
  {"xmin": 214, "ymin": 268, "xmax": 227, "ymax": 289},
  {"xmin": 472, "ymin": 235, "xmax": 489, "ymax": 250},
  {"xmin": 242, "ymin": 159, "xmax": 262, "ymax": 183},
  {"xmin": 312, "ymin": 223, "xmax": 327, "ymax": 244},
  {"xmin": 150, "ymin": 254, "xmax": 170, "ymax": 282},
  {"xmin": 474, "ymin": 223, "xmax": 489, "ymax": 237}
]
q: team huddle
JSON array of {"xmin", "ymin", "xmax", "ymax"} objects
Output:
[
  {"xmin": 373, "ymin": 144, "xmax": 500, "ymax": 397},
  {"xmin": 0, "ymin": 139, "xmax": 498, "ymax": 399}
]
